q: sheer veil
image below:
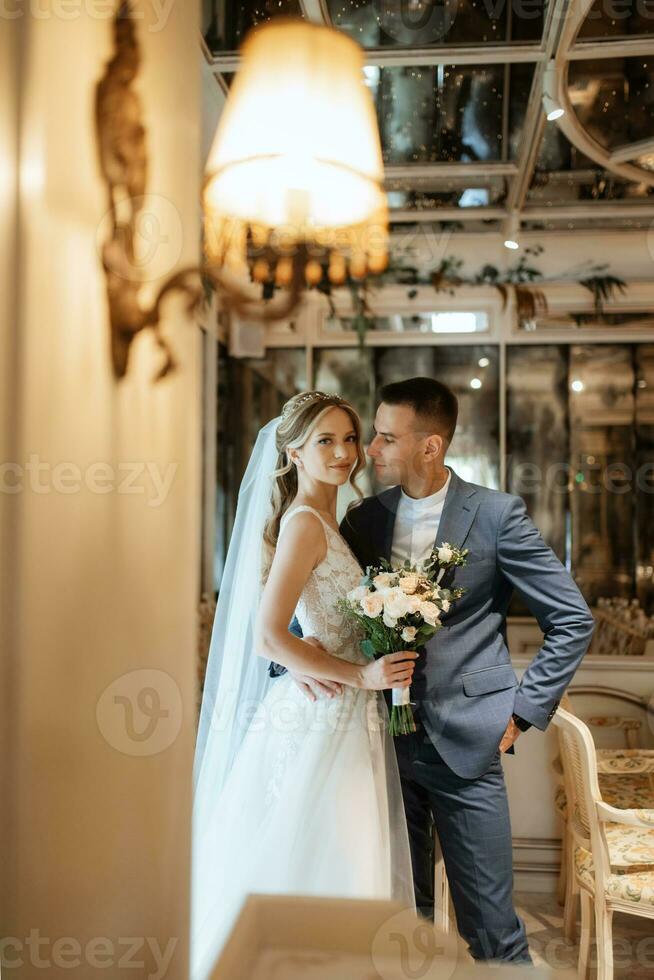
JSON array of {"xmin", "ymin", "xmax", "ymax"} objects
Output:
[{"xmin": 192, "ymin": 415, "xmax": 280, "ymax": 803}]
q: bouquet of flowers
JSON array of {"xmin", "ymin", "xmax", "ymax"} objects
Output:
[{"xmin": 337, "ymin": 543, "xmax": 468, "ymax": 735}]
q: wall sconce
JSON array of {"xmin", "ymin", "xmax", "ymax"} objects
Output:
[{"xmin": 95, "ymin": 4, "xmax": 388, "ymax": 381}]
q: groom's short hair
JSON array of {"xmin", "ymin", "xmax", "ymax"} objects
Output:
[{"xmin": 379, "ymin": 377, "xmax": 458, "ymax": 445}]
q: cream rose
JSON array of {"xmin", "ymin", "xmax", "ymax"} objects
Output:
[
  {"xmin": 373, "ymin": 572, "xmax": 396, "ymax": 590},
  {"xmin": 382, "ymin": 587, "xmax": 412, "ymax": 620},
  {"xmin": 362, "ymin": 593, "xmax": 384, "ymax": 618},
  {"xmin": 441, "ymin": 598, "xmax": 451, "ymax": 613},
  {"xmin": 420, "ymin": 601, "xmax": 441, "ymax": 627},
  {"xmin": 401, "ymin": 626, "xmax": 417, "ymax": 643},
  {"xmin": 399, "ymin": 574, "xmax": 420, "ymax": 595},
  {"xmin": 405, "ymin": 595, "xmax": 423, "ymax": 614}
]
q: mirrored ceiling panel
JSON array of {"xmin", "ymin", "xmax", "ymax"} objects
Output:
[
  {"xmin": 370, "ymin": 63, "xmax": 534, "ymax": 165},
  {"xmin": 388, "ymin": 218, "xmax": 503, "ymax": 233},
  {"xmin": 387, "ymin": 179, "xmax": 508, "ymax": 211},
  {"xmin": 577, "ymin": 1, "xmax": 654, "ymax": 40},
  {"xmin": 326, "ymin": 0, "xmax": 544, "ymax": 48},
  {"xmin": 203, "ymin": 0, "xmax": 304, "ymax": 52},
  {"xmin": 525, "ymin": 130, "xmax": 653, "ymax": 228},
  {"xmin": 530, "ymin": 129, "xmax": 654, "ymax": 200},
  {"xmin": 567, "ymin": 57, "xmax": 654, "ymax": 162}
]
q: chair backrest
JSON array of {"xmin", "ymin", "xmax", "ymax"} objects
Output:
[
  {"xmin": 560, "ymin": 691, "xmax": 574, "ymax": 714},
  {"xmin": 553, "ymin": 706, "xmax": 613, "ymax": 888},
  {"xmin": 553, "ymin": 707, "xmax": 603, "ymax": 848}
]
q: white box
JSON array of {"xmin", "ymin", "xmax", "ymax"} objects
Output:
[{"xmin": 209, "ymin": 893, "xmax": 576, "ymax": 980}]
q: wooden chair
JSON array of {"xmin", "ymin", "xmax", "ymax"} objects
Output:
[
  {"xmin": 554, "ymin": 706, "xmax": 654, "ymax": 980},
  {"xmin": 553, "ymin": 690, "xmax": 654, "ymax": 940}
]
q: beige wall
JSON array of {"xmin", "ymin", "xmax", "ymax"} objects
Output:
[
  {"xmin": 1, "ymin": 4, "xmax": 201, "ymax": 977},
  {"xmin": 1, "ymin": 12, "xmax": 21, "ymax": 963}
]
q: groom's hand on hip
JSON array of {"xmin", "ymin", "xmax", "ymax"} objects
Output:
[
  {"xmin": 289, "ymin": 636, "xmax": 344, "ymax": 701},
  {"xmin": 498, "ymin": 716, "xmax": 522, "ymax": 753}
]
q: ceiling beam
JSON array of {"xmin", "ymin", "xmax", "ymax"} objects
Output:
[
  {"xmin": 389, "ymin": 207, "xmax": 506, "ymax": 222},
  {"xmin": 384, "ymin": 162, "xmax": 519, "ymax": 182},
  {"xmin": 388, "ymin": 202, "xmax": 654, "ymax": 224},
  {"xmin": 568, "ymin": 38, "xmax": 654, "ymax": 60},
  {"xmin": 609, "ymin": 137, "xmax": 654, "ymax": 166},
  {"xmin": 208, "ymin": 35, "xmax": 654, "ymax": 73},
  {"xmin": 209, "ymin": 42, "xmax": 546, "ymax": 73},
  {"xmin": 523, "ymin": 203, "xmax": 654, "ymax": 220},
  {"xmin": 505, "ymin": 0, "xmax": 572, "ymax": 213}
]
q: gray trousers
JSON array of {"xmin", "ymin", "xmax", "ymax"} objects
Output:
[{"xmin": 393, "ymin": 716, "xmax": 532, "ymax": 964}]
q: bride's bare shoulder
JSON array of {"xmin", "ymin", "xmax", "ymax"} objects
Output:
[{"xmin": 276, "ymin": 508, "xmax": 328, "ymax": 565}]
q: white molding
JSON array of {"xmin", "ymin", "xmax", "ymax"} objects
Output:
[
  {"xmin": 513, "ymin": 836, "xmax": 561, "ymax": 851},
  {"xmin": 258, "ymin": 280, "xmax": 654, "ymax": 349}
]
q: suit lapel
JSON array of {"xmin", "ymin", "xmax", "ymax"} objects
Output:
[
  {"xmin": 433, "ymin": 468, "xmax": 480, "ymax": 553},
  {"xmin": 377, "ymin": 486, "xmax": 401, "ymax": 563}
]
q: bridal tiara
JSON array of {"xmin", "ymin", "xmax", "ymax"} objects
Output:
[{"xmin": 281, "ymin": 391, "xmax": 344, "ymax": 420}]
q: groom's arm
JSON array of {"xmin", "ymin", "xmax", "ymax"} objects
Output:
[
  {"xmin": 497, "ymin": 495, "xmax": 596, "ymax": 731},
  {"xmin": 268, "ymin": 616, "xmax": 303, "ymax": 678}
]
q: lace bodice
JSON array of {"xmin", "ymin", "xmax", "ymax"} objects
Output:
[{"xmin": 278, "ymin": 505, "xmax": 366, "ymax": 662}]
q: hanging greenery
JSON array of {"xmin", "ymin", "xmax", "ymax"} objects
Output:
[
  {"xmin": 203, "ymin": 244, "xmax": 628, "ymax": 347},
  {"xmin": 579, "ymin": 275, "xmax": 628, "ymax": 318}
]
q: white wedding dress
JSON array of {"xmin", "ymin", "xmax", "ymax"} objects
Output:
[{"xmin": 190, "ymin": 505, "xmax": 415, "ymax": 979}]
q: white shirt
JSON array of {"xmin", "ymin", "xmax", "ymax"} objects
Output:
[{"xmin": 390, "ymin": 468, "xmax": 452, "ymax": 566}]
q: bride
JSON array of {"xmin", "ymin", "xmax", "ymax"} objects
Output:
[{"xmin": 190, "ymin": 391, "xmax": 417, "ymax": 979}]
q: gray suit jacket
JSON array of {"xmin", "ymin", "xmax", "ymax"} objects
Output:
[{"xmin": 275, "ymin": 467, "xmax": 596, "ymax": 779}]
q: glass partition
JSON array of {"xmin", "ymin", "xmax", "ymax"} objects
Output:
[{"xmin": 215, "ymin": 336, "xmax": 654, "ymax": 616}]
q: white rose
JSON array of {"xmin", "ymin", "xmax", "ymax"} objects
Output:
[
  {"xmin": 399, "ymin": 574, "xmax": 420, "ymax": 595},
  {"xmin": 383, "ymin": 610, "xmax": 398, "ymax": 629},
  {"xmin": 441, "ymin": 598, "xmax": 451, "ymax": 613},
  {"xmin": 420, "ymin": 601, "xmax": 441, "ymax": 627},
  {"xmin": 401, "ymin": 626, "xmax": 417, "ymax": 643},
  {"xmin": 383, "ymin": 587, "xmax": 412, "ymax": 620},
  {"xmin": 347, "ymin": 585, "xmax": 369, "ymax": 603},
  {"xmin": 362, "ymin": 593, "xmax": 384, "ymax": 618},
  {"xmin": 373, "ymin": 572, "xmax": 396, "ymax": 590},
  {"xmin": 438, "ymin": 545, "xmax": 453, "ymax": 563}
]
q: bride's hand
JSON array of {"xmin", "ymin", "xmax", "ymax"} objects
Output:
[
  {"xmin": 358, "ymin": 651, "xmax": 419, "ymax": 691},
  {"xmin": 289, "ymin": 636, "xmax": 344, "ymax": 701}
]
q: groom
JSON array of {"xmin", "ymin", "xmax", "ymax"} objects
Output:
[{"xmin": 269, "ymin": 376, "xmax": 595, "ymax": 963}]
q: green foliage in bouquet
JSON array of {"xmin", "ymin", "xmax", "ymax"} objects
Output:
[{"xmin": 337, "ymin": 543, "xmax": 469, "ymax": 735}]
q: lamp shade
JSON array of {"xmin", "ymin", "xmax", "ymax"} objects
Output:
[{"xmin": 203, "ymin": 19, "xmax": 388, "ymax": 284}]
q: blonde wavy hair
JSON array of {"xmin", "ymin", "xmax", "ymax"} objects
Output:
[{"xmin": 261, "ymin": 391, "xmax": 366, "ymax": 584}]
